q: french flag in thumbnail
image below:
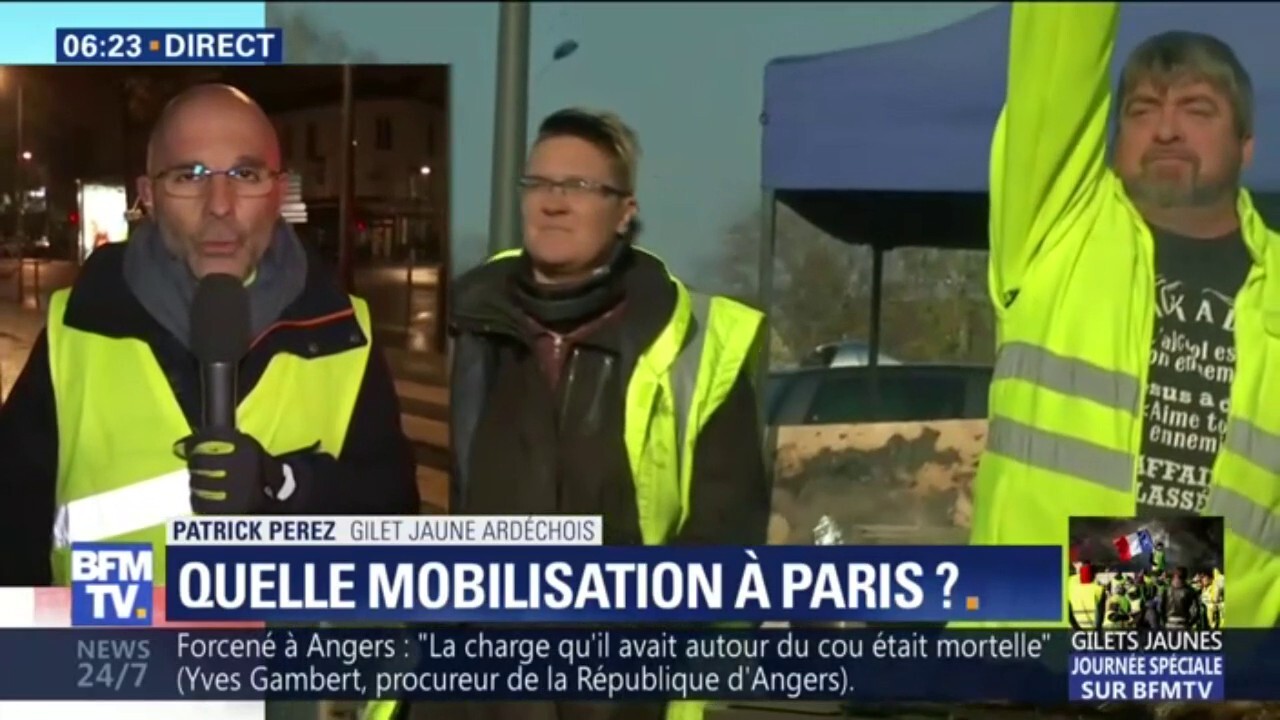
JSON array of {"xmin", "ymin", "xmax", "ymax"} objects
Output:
[{"xmin": 1114, "ymin": 527, "xmax": 1155, "ymax": 562}]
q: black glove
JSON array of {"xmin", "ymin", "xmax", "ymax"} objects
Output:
[{"xmin": 175, "ymin": 429, "xmax": 297, "ymax": 515}]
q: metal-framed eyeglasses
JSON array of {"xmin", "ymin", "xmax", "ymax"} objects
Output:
[
  {"xmin": 153, "ymin": 163, "xmax": 285, "ymax": 198},
  {"xmin": 518, "ymin": 175, "xmax": 630, "ymax": 198}
]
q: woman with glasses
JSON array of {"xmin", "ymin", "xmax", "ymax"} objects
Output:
[{"xmin": 366, "ymin": 108, "xmax": 770, "ymax": 720}]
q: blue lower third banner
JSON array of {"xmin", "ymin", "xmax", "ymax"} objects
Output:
[
  {"xmin": 0, "ymin": 629, "xmax": 1275, "ymax": 702},
  {"xmin": 163, "ymin": 545, "xmax": 1060, "ymax": 623}
]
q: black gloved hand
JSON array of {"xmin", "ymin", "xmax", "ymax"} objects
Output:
[{"xmin": 175, "ymin": 429, "xmax": 293, "ymax": 515}]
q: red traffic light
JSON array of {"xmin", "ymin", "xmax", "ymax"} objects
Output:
[{"xmin": 68, "ymin": 212, "xmax": 79, "ymax": 225}]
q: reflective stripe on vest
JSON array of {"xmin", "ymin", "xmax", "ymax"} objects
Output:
[
  {"xmin": 988, "ymin": 342, "xmax": 1138, "ymax": 493},
  {"xmin": 53, "ymin": 469, "xmax": 188, "ymax": 548},
  {"xmin": 996, "ymin": 342, "xmax": 1141, "ymax": 414},
  {"xmin": 1205, "ymin": 482, "xmax": 1280, "ymax": 553},
  {"xmin": 626, "ymin": 282, "xmax": 762, "ymax": 547},
  {"xmin": 990, "ymin": 342, "xmax": 1279, "ymax": 557},
  {"xmin": 987, "ymin": 416, "xmax": 1133, "ymax": 493},
  {"xmin": 1209, "ymin": 420, "xmax": 1280, "ymax": 552},
  {"xmin": 46, "ymin": 287, "xmax": 373, "ymax": 583},
  {"xmin": 672, "ymin": 292, "xmax": 712, "ymax": 462}
]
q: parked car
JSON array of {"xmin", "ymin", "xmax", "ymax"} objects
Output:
[
  {"xmin": 765, "ymin": 363, "xmax": 992, "ymax": 426},
  {"xmin": 799, "ymin": 340, "xmax": 901, "ymax": 368}
]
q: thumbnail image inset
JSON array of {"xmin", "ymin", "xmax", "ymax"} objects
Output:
[{"xmin": 1066, "ymin": 516, "xmax": 1224, "ymax": 631}]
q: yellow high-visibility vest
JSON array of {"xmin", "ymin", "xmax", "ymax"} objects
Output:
[
  {"xmin": 45, "ymin": 288, "xmax": 372, "ymax": 584},
  {"xmin": 1069, "ymin": 583, "xmax": 1104, "ymax": 630}
]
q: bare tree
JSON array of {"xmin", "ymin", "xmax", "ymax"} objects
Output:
[
  {"xmin": 711, "ymin": 202, "xmax": 996, "ymax": 367},
  {"xmin": 266, "ymin": 6, "xmax": 378, "ymax": 63},
  {"xmin": 122, "ymin": 68, "xmax": 228, "ymax": 124},
  {"xmin": 708, "ymin": 203, "xmax": 874, "ymax": 366},
  {"xmin": 119, "ymin": 68, "xmax": 229, "ymax": 184},
  {"xmin": 880, "ymin": 247, "xmax": 993, "ymax": 363}
]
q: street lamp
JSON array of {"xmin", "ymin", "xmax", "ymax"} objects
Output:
[
  {"xmin": 402, "ymin": 165, "xmax": 436, "ymax": 334},
  {"xmin": 407, "ymin": 167, "xmax": 431, "ymax": 234},
  {"xmin": 20, "ymin": 150, "xmax": 30, "ymax": 161},
  {"xmin": 1, "ymin": 69, "xmax": 24, "ymax": 242},
  {"xmin": 535, "ymin": 39, "xmax": 579, "ymax": 81}
]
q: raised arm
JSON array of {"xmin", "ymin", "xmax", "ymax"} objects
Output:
[{"xmin": 990, "ymin": 2, "xmax": 1119, "ymax": 307}]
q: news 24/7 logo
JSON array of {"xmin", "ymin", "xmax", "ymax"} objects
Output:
[{"xmin": 70, "ymin": 543, "xmax": 154, "ymax": 627}]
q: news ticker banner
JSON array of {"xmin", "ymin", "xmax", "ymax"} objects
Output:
[
  {"xmin": 64, "ymin": 516, "xmax": 1061, "ymax": 624},
  {"xmin": 0, "ymin": 4, "xmax": 263, "ymax": 63},
  {"xmin": 0, "ymin": 628, "xmax": 1274, "ymax": 704}
]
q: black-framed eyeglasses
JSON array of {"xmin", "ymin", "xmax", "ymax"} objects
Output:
[
  {"xmin": 154, "ymin": 164, "xmax": 285, "ymax": 198},
  {"xmin": 518, "ymin": 175, "xmax": 629, "ymax": 198}
]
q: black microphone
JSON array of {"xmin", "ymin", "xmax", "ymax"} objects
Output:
[{"xmin": 190, "ymin": 273, "xmax": 251, "ymax": 431}]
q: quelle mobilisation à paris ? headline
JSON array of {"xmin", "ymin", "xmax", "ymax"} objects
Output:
[{"xmin": 96, "ymin": 516, "xmax": 1064, "ymax": 623}]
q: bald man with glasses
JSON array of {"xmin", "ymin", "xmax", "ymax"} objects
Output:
[{"xmin": 0, "ymin": 83, "xmax": 417, "ymax": 586}]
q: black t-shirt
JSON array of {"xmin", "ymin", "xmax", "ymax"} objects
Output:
[{"xmin": 1136, "ymin": 227, "xmax": 1252, "ymax": 516}]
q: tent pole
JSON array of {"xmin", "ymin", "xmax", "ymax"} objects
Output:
[
  {"xmin": 869, "ymin": 246, "xmax": 884, "ymax": 366},
  {"xmin": 756, "ymin": 190, "xmax": 777, "ymax": 400},
  {"xmin": 866, "ymin": 246, "xmax": 885, "ymax": 417},
  {"xmin": 757, "ymin": 189, "xmax": 778, "ymax": 464}
]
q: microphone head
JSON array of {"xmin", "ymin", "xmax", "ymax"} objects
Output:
[{"xmin": 190, "ymin": 273, "xmax": 251, "ymax": 364}]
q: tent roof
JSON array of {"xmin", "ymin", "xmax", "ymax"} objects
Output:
[{"xmin": 762, "ymin": 3, "xmax": 1280, "ymax": 248}]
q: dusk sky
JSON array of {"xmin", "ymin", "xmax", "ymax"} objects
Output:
[{"xmin": 272, "ymin": 1, "xmax": 996, "ymax": 277}]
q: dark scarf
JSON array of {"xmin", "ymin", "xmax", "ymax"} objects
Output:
[
  {"xmin": 122, "ymin": 219, "xmax": 309, "ymax": 349},
  {"xmin": 511, "ymin": 241, "xmax": 632, "ymax": 330}
]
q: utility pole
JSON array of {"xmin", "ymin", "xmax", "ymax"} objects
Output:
[
  {"xmin": 435, "ymin": 78, "xmax": 453, "ymax": 357},
  {"xmin": 336, "ymin": 64, "xmax": 356, "ymax": 292},
  {"xmin": 14, "ymin": 80, "xmax": 24, "ymax": 243},
  {"xmin": 487, "ymin": 2, "xmax": 530, "ymax": 255},
  {"xmin": 404, "ymin": 172, "xmax": 419, "ymax": 332},
  {"xmin": 13, "ymin": 78, "xmax": 26, "ymax": 306}
]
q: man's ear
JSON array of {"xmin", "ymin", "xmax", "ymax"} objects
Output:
[{"xmin": 136, "ymin": 175, "xmax": 154, "ymax": 212}]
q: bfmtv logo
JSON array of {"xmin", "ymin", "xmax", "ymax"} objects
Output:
[{"xmin": 70, "ymin": 543, "xmax": 154, "ymax": 627}]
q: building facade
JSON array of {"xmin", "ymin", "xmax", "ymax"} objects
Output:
[
  {"xmin": 273, "ymin": 97, "xmax": 445, "ymax": 200},
  {"xmin": 270, "ymin": 97, "xmax": 447, "ymax": 262}
]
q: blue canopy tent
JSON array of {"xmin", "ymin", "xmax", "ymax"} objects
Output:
[{"xmin": 758, "ymin": 2, "xmax": 1280, "ymax": 363}]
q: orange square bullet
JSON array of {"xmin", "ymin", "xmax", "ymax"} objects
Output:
[
  {"xmin": 150, "ymin": 40, "xmax": 160, "ymax": 51},
  {"xmin": 965, "ymin": 596, "xmax": 980, "ymax": 611}
]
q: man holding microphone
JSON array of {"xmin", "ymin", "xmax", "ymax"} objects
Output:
[{"xmin": 0, "ymin": 84, "xmax": 418, "ymax": 586}]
